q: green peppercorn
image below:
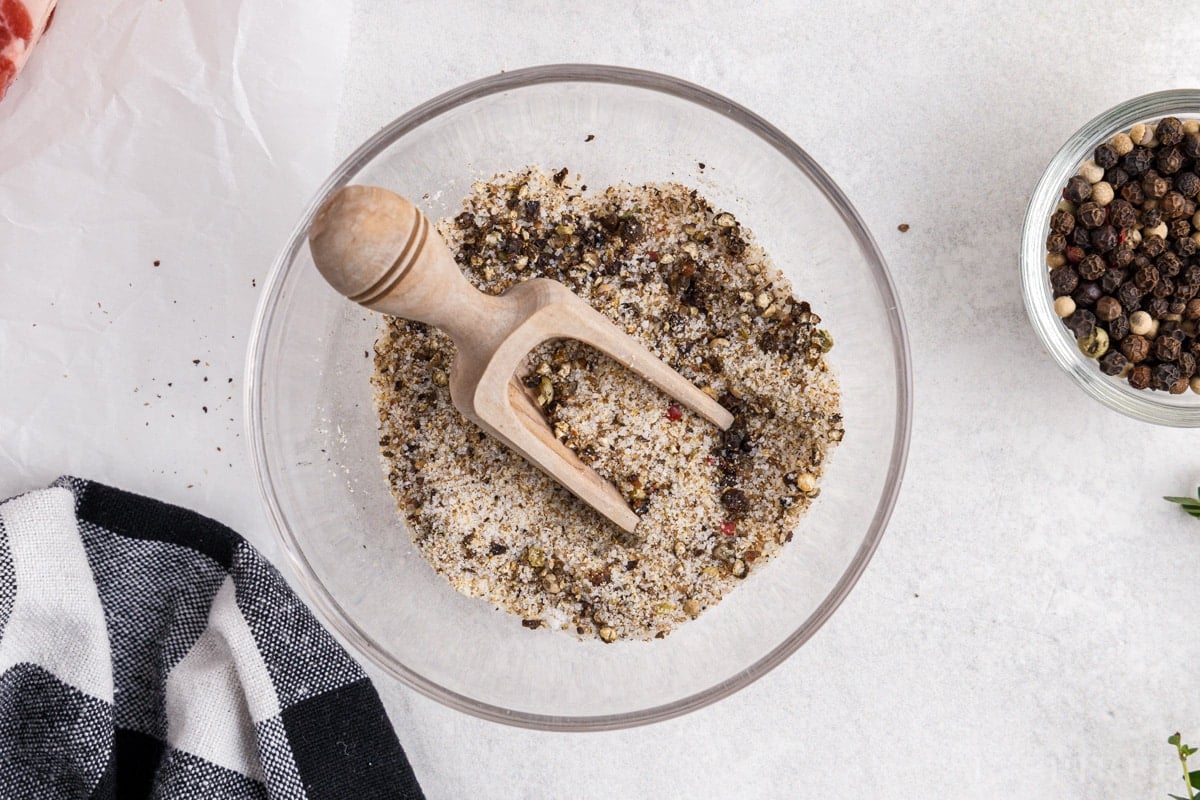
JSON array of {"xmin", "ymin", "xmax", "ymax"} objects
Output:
[{"xmin": 1078, "ymin": 327, "xmax": 1109, "ymax": 359}]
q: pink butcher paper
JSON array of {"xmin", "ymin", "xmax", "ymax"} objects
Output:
[{"xmin": 0, "ymin": 0, "xmax": 55, "ymax": 103}]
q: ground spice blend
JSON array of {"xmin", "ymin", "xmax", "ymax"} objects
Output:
[{"xmin": 373, "ymin": 167, "xmax": 843, "ymax": 641}]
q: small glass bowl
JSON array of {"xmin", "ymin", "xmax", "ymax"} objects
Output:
[
  {"xmin": 1021, "ymin": 89, "xmax": 1200, "ymax": 427},
  {"xmin": 246, "ymin": 65, "xmax": 911, "ymax": 729}
]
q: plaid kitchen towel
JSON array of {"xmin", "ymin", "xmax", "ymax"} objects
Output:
[{"xmin": 0, "ymin": 477, "xmax": 424, "ymax": 800}]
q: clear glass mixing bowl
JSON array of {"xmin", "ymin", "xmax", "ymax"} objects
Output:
[
  {"xmin": 246, "ymin": 65, "xmax": 911, "ymax": 730},
  {"xmin": 1021, "ymin": 90, "xmax": 1200, "ymax": 426}
]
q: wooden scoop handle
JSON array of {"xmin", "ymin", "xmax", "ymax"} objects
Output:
[{"xmin": 308, "ymin": 185, "xmax": 500, "ymax": 343}]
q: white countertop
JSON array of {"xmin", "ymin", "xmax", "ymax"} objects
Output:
[{"xmin": 4, "ymin": 2, "xmax": 1200, "ymax": 797}]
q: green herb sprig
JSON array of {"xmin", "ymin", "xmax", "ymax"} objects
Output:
[
  {"xmin": 1165, "ymin": 488, "xmax": 1200, "ymax": 520},
  {"xmin": 1169, "ymin": 733, "xmax": 1200, "ymax": 800}
]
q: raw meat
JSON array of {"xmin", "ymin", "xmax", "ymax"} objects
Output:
[{"xmin": 0, "ymin": 0, "xmax": 55, "ymax": 104}]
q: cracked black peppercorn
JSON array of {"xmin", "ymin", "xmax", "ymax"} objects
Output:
[
  {"xmin": 1091, "ymin": 225, "xmax": 1118, "ymax": 252},
  {"xmin": 1176, "ymin": 171, "xmax": 1200, "ymax": 197},
  {"xmin": 1108, "ymin": 312, "xmax": 1130, "ymax": 341},
  {"xmin": 1117, "ymin": 282, "xmax": 1142, "ymax": 310},
  {"xmin": 1124, "ymin": 147, "xmax": 1153, "ymax": 175},
  {"xmin": 1101, "ymin": 268, "xmax": 1127, "ymax": 294},
  {"xmin": 1050, "ymin": 266, "xmax": 1080, "ymax": 296},
  {"xmin": 1078, "ymin": 254, "xmax": 1107, "ymax": 281},
  {"xmin": 1129, "ymin": 364, "xmax": 1152, "ymax": 389},
  {"xmin": 1077, "ymin": 202, "xmax": 1106, "ymax": 229},
  {"xmin": 1050, "ymin": 209, "xmax": 1075, "ymax": 234},
  {"xmin": 1098, "ymin": 350, "xmax": 1128, "ymax": 375},
  {"xmin": 1122, "ymin": 334, "xmax": 1151, "ymax": 363},
  {"xmin": 1064, "ymin": 175, "xmax": 1092, "ymax": 203},
  {"xmin": 1095, "ymin": 295, "xmax": 1122, "ymax": 321},
  {"xmin": 1073, "ymin": 282, "xmax": 1102, "ymax": 308},
  {"xmin": 1157, "ymin": 147, "xmax": 1185, "ymax": 174},
  {"xmin": 1158, "ymin": 117, "xmax": 1185, "ymax": 146}
]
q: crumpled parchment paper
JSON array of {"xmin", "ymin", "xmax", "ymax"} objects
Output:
[{"xmin": 0, "ymin": 0, "xmax": 351, "ymax": 558}]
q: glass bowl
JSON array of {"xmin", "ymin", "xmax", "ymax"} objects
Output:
[
  {"xmin": 1021, "ymin": 89, "xmax": 1200, "ymax": 427},
  {"xmin": 246, "ymin": 65, "xmax": 911, "ymax": 730}
]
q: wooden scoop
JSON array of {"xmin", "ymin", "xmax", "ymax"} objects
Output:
[{"xmin": 309, "ymin": 185, "xmax": 733, "ymax": 532}]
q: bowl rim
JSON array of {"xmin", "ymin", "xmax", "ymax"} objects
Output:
[
  {"xmin": 1020, "ymin": 88, "xmax": 1200, "ymax": 427},
  {"xmin": 245, "ymin": 63, "xmax": 913, "ymax": 731}
]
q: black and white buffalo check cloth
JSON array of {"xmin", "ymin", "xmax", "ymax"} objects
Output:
[{"xmin": 0, "ymin": 477, "xmax": 424, "ymax": 799}]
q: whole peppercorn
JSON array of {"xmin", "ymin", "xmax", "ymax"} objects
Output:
[
  {"xmin": 1186, "ymin": 298, "xmax": 1200, "ymax": 320},
  {"xmin": 1185, "ymin": 265, "xmax": 1200, "ymax": 285},
  {"xmin": 1066, "ymin": 309, "xmax": 1096, "ymax": 338},
  {"xmin": 1181, "ymin": 351, "xmax": 1198, "ymax": 378},
  {"xmin": 1161, "ymin": 191, "xmax": 1187, "ymax": 219},
  {"xmin": 1091, "ymin": 225, "xmax": 1119, "ymax": 252},
  {"xmin": 1124, "ymin": 147, "xmax": 1153, "ymax": 176},
  {"xmin": 1143, "ymin": 172, "xmax": 1170, "ymax": 198},
  {"xmin": 1176, "ymin": 235, "xmax": 1198, "ymax": 257},
  {"xmin": 1101, "ymin": 268, "xmax": 1126, "ymax": 294},
  {"xmin": 1121, "ymin": 334, "xmax": 1151, "ymax": 363},
  {"xmin": 1152, "ymin": 362, "xmax": 1181, "ymax": 390},
  {"xmin": 1073, "ymin": 281, "xmax": 1103, "ymax": 308},
  {"xmin": 1157, "ymin": 147, "xmax": 1185, "ymax": 175},
  {"xmin": 1142, "ymin": 235, "xmax": 1167, "ymax": 257},
  {"xmin": 1065, "ymin": 244, "xmax": 1086, "ymax": 263},
  {"xmin": 1157, "ymin": 251, "xmax": 1183, "ymax": 277},
  {"xmin": 1105, "ymin": 166, "xmax": 1130, "ymax": 190},
  {"xmin": 1108, "ymin": 199, "xmax": 1137, "ymax": 229},
  {"xmin": 1153, "ymin": 278, "xmax": 1175, "ymax": 299},
  {"xmin": 1108, "ymin": 312, "xmax": 1130, "ymax": 341},
  {"xmin": 1046, "ymin": 232, "xmax": 1067, "ymax": 253},
  {"xmin": 1121, "ymin": 180, "xmax": 1146, "ymax": 204},
  {"xmin": 1170, "ymin": 218, "xmax": 1193, "ymax": 239},
  {"xmin": 1050, "ymin": 266, "xmax": 1080, "ymax": 296},
  {"xmin": 1133, "ymin": 253, "xmax": 1152, "ymax": 270},
  {"xmin": 1077, "ymin": 327, "xmax": 1109, "ymax": 359},
  {"xmin": 1114, "ymin": 243, "xmax": 1136, "ymax": 267},
  {"xmin": 1156, "ymin": 334, "xmax": 1182, "ymax": 361},
  {"xmin": 1117, "ymin": 282, "xmax": 1143, "ymax": 311},
  {"xmin": 1147, "ymin": 296, "xmax": 1170, "ymax": 317},
  {"xmin": 1184, "ymin": 132, "xmax": 1200, "ymax": 159},
  {"xmin": 1141, "ymin": 207, "xmax": 1163, "ymax": 229},
  {"xmin": 1176, "ymin": 171, "xmax": 1200, "ymax": 197},
  {"xmin": 1170, "ymin": 376, "xmax": 1191, "ymax": 394},
  {"xmin": 1070, "ymin": 227, "xmax": 1092, "ymax": 248},
  {"xmin": 1077, "ymin": 202, "xmax": 1106, "ymax": 229},
  {"xmin": 1134, "ymin": 264, "xmax": 1160, "ymax": 290},
  {"xmin": 1050, "ymin": 209, "xmax": 1076, "ymax": 234},
  {"xmin": 1063, "ymin": 175, "xmax": 1092, "ymax": 203},
  {"xmin": 1098, "ymin": 350, "xmax": 1128, "ymax": 375},
  {"xmin": 1169, "ymin": 299, "xmax": 1188, "ymax": 315},
  {"xmin": 1178, "ymin": 282, "xmax": 1199, "ymax": 301},
  {"xmin": 1095, "ymin": 295, "xmax": 1123, "ymax": 321},
  {"xmin": 1078, "ymin": 254, "xmax": 1106, "ymax": 280},
  {"xmin": 1129, "ymin": 364, "xmax": 1152, "ymax": 389},
  {"xmin": 1157, "ymin": 117, "xmax": 1185, "ymax": 146},
  {"xmin": 1129, "ymin": 310, "xmax": 1154, "ymax": 336},
  {"xmin": 1094, "ymin": 142, "xmax": 1120, "ymax": 169}
]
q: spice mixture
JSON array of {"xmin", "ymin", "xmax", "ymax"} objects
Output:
[
  {"xmin": 372, "ymin": 167, "xmax": 843, "ymax": 641},
  {"xmin": 1046, "ymin": 116, "xmax": 1200, "ymax": 394}
]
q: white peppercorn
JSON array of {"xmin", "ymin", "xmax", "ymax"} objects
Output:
[
  {"xmin": 1090, "ymin": 181, "xmax": 1114, "ymax": 206},
  {"xmin": 1054, "ymin": 296, "xmax": 1076, "ymax": 317},
  {"xmin": 1146, "ymin": 221, "xmax": 1169, "ymax": 240},
  {"xmin": 1079, "ymin": 160, "xmax": 1105, "ymax": 183},
  {"xmin": 1192, "ymin": 375, "xmax": 1200, "ymax": 394},
  {"xmin": 1129, "ymin": 310, "xmax": 1154, "ymax": 336},
  {"xmin": 1047, "ymin": 252, "xmax": 1066, "ymax": 268},
  {"xmin": 1130, "ymin": 123, "xmax": 1150, "ymax": 145},
  {"xmin": 1110, "ymin": 132, "xmax": 1134, "ymax": 156}
]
